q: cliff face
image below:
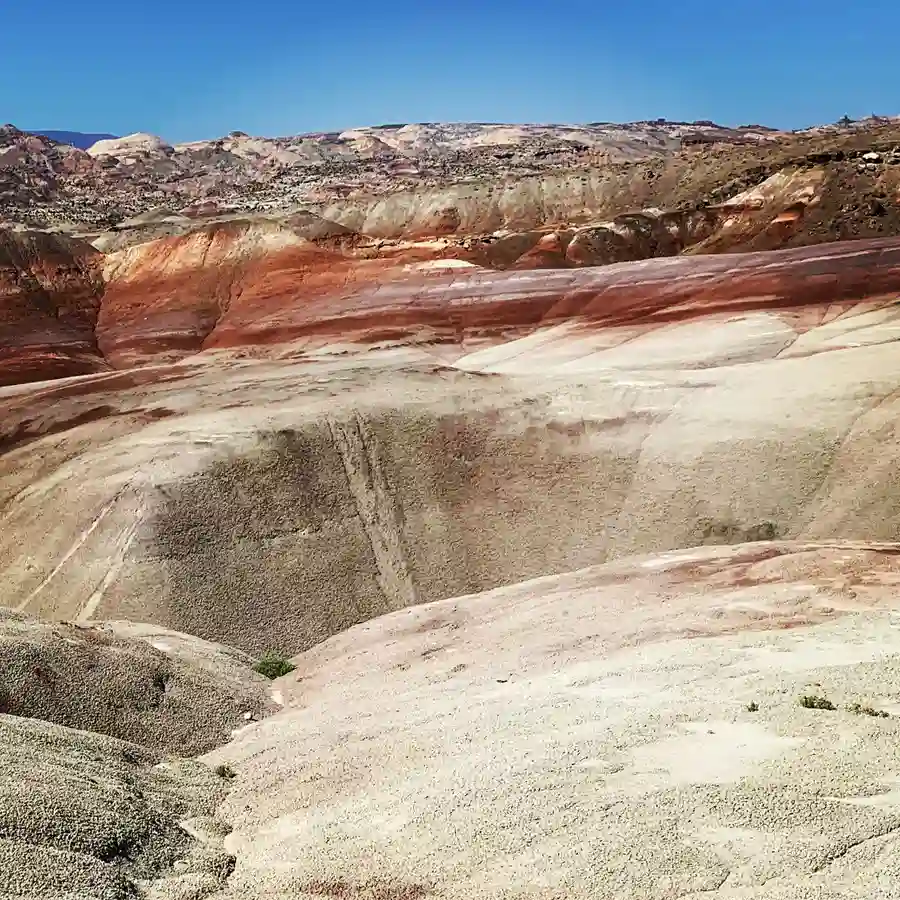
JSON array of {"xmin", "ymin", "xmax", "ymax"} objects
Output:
[{"xmin": 0, "ymin": 230, "xmax": 107, "ymax": 386}]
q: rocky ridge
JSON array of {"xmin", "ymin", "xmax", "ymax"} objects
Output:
[{"xmin": 1, "ymin": 119, "xmax": 786, "ymax": 228}]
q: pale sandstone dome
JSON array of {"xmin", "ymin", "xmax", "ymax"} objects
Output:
[
  {"xmin": 204, "ymin": 541, "xmax": 900, "ymax": 899},
  {"xmin": 87, "ymin": 132, "xmax": 173, "ymax": 157}
]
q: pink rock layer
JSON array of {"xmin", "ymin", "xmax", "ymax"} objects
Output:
[
  {"xmin": 6, "ymin": 228, "xmax": 900, "ymax": 385},
  {"xmin": 0, "ymin": 231, "xmax": 108, "ymax": 386},
  {"xmin": 101, "ymin": 234, "xmax": 900, "ymax": 365}
]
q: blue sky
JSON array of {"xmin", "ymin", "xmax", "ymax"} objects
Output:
[{"xmin": 2, "ymin": 0, "xmax": 898, "ymax": 141}]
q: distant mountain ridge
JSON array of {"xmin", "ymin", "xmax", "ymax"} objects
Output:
[
  {"xmin": 1, "ymin": 119, "xmax": 790, "ymax": 228},
  {"xmin": 31, "ymin": 130, "xmax": 118, "ymax": 149},
  {"xmin": 4, "ymin": 116, "xmax": 900, "ymax": 240}
]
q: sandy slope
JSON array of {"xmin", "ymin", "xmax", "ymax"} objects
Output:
[
  {"xmin": 0, "ymin": 715, "xmax": 235, "ymax": 899},
  {"xmin": 0, "ymin": 612, "xmax": 274, "ymax": 754},
  {"xmin": 206, "ymin": 541, "xmax": 900, "ymax": 899}
]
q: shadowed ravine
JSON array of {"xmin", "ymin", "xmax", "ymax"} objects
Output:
[{"xmin": 2, "ymin": 350, "xmax": 897, "ymax": 657}]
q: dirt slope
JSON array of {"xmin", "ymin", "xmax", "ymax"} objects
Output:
[
  {"xmin": 0, "ymin": 715, "xmax": 235, "ymax": 899},
  {"xmin": 0, "ymin": 611, "xmax": 274, "ymax": 755},
  {"xmin": 205, "ymin": 541, "xmax": 900, "ymax": 899}
]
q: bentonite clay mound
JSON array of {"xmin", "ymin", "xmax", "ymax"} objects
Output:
[
  {"xmin": 205, "ymin": 541, "xmax": 900, "ymax": 900},
  {"xmin": 7, "ymin": 235, "xmax": 900, "ymax": 658},
  {"xmin": 0, "ymin": 715, "xmax": 235, "ymax": 900},
  {"xmin": 0, "ymin": 611, "xmax": 275, "ymax": 755}
]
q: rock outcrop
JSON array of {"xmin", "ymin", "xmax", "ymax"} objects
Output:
[
  {"xmin": 0, "ymin": 119, "xmax": 787, "ymax": 228},
  {"xmin": 86, "ymin": 133, "xmax": 173, "ymax": 158},
  {"xmin": 0, "ymin": 229, "xmax": 107, "ymax": 386},
  {"xmin": 0, "ymin": 115, "xmax": 895, "ymax": 237}
]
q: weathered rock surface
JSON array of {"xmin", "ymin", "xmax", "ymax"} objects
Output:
[
  {"xmin": 0, "ymin": 229, "xmax": 107, "ymax": 386},
  {"xmin": 0, "ymin": 611, "xmax": 274, "ymax": 755},
  {"xmin": 0, "ymin": 715, "xmax": 234, "ymax": 899},
  {"xmin": 8, "ymin": 114, "xmax": 900, "ymax": 899},
  {"xmin": 87, "ymin": 133, "xmax": 174, "ymax": 158},
  {"xmin": 2, "ymin": 116, "xmax": 899, "ymax": 244},
  {"xmin": 61, "ymin": 225, "xmax": 900, "ymax": 375},
  {"xmin": 204, "ymin": 541, "xmax": 900, "ymax": 899}
]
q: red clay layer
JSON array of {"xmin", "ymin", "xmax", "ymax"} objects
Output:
[
  {"xmin": 201, "ymin": 237, "xmax": 900, "ymax": 350},
  {"xmin": 6, "ymin": 233, "xmax": 900, "ymax": 385}
]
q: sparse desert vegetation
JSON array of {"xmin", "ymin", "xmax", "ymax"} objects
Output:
[
  {"xmin": 847, "ymin": 702, "xmax": 890, "ymax": 718},
  {"xmin": 798, "ymin": 694, "xmax": 837, "ymax": 711},
  {"xmin": 253, "ymin": 652, "xmax": 296, "ymax": 680}
]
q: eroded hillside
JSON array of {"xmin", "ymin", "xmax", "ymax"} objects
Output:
[
  {"xmin": 7, "ymin": 117, "xmax": 900, "ymax": 899},
  {"xmin": 4, "ymin": 238, "xmax": 900, "ymax": 656}
]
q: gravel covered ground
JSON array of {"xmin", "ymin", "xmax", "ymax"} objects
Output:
[
  {"xmin": 0, "ymin": 611, "xmax": 275, "ymax": 755},
  {"xmin": 204, "ymin": 542, "xmax": 900, "ymax": 899},
  {"xmin": 0, "ymin": 715, "xmax": 235, "ymax": 899}
]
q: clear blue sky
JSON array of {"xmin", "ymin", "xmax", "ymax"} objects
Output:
[{"xmin": 2, "ymin": 0, "xmax": 897, "ymax": 142}]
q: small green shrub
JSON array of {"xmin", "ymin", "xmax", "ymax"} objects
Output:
[
  {"xmin": 847, "ymin": 702, "xmax": 889, "ymax": 718},
  {"xmin": 746, "ymin": 701, "xmax": 759, "ymax": 713},
  {"xmin": 253, "ymin": 652, "xmax": 296, "ymax": 680},
  {"xmin": 214, "ymin": 763, "xmax": 236, "ymax": 780},
  {"xmin": 799, "ymin": 694, "xmax": 836, "ymax": 711}
]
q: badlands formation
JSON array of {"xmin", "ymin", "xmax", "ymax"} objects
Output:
[{"xmin": 5, "ymin": 118, "xmax": 900, "ymax": 897}]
